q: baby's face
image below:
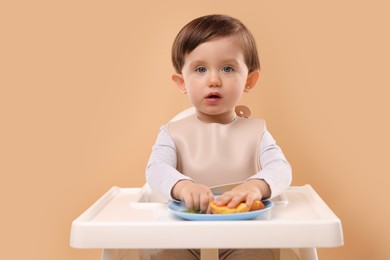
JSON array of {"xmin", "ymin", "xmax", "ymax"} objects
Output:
[{"xmin": 178, "ymin": 36, "xmax": 251, "ymax": 123}]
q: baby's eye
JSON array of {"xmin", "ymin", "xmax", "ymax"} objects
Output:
[
  {"xmin": 195, "ymin": 67, "xmax": 207, "ymax": 73},
  {"xmin": 222, "ymin": 66, "xmax": 234, "ymax": 72}
]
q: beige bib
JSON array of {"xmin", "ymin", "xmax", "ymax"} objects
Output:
[{"xmin": 168, "ymin": 115, "xmax": 265, "ymax": 187}]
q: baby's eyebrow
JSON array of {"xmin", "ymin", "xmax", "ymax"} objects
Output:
[
  {"xmin": 188, "ymin": 59, "xmax": 240, "ymax": 67},
  {"xmin": 220, "ymin": 58, "xmax": 240, "ymax": 65},
  {"xmin": 188, "ymin": 60, "xmax": 206, "ymax": 66}
]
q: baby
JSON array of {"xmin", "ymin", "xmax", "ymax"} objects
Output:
[{"xmin": 145, "ymin": 14, "xmax": 292, "ymax": 260}]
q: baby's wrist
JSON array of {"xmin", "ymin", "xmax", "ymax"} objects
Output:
[
  {"xmin": 248, "ymin": 179, "xmax": 271, "ymax": 199},
  {"xmin": 171, "ymin": 179, "xmax": 194, "ymax": 200}
]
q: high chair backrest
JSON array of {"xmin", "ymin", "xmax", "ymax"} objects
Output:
[{"xmin": 169, "ymin": 107, "xmax": 196, "ymax": 122}]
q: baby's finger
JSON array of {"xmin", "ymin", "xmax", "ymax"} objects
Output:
[
  {"xmin": 245, "ymin": 194, "xmax": 256, "ymax": 208},
  {"xmin": 248, "ymin": 190, "xmax": 263, "ymax": 205},
  {"xmin": 206, "ymin": 193, "xmax": 214, "ymax": 213},
  {"xmin": 213, "ymin": 193, "xmax": 233, "ymax": 206},
  {"xmin": 192, "ymin": 193, "xmax": 200, "ymax": 210},
  {"xmin": 182, "ymin": 193, "xmax": 194, "ymax": 210},
  {"xmin": 199, "ymin": 192, "xmax": 213, "ymax": 212},
  {"xmin": 227, "ymin": 194, "xmax": 246, "ymax": 208}
]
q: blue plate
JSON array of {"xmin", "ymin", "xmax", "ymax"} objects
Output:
[{"xmin": 167, "ymin": 200, "xmax": 273, "ymax": 221}]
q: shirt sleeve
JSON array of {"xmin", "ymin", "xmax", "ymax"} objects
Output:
[
  {"xmin": 247, "ymin": 128, "xmax": 292, "ymax": 199},
  {"xmin": 145, "ymin": 125, "xmax": 193, "ymax": 199}
]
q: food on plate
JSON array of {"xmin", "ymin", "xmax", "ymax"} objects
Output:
[
  {"xmin": 210, "ymin": 200, "xmax": 265, "ymax": 214},
  {"xmin": 183, "ymin": 208, "xmax": 205, "ymax": 214},
  {"xmin": 249, "ymin": 200, "xmax": 265, "ymax": 211}
]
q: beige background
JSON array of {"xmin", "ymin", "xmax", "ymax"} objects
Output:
[{"xmin": 1, "ymin": 0, "xmax": 389, "ymax": 259}]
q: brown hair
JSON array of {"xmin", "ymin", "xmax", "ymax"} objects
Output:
[{"xmin": 171, "ymin": 14, "xmax": 260, "ymax": 73}]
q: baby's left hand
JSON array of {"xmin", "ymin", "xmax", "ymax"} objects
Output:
[{"xmin": 213, "ymin": 179, "xmax": 270, "ymax": 209}]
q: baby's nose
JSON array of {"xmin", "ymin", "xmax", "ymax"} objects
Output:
[{"xmin": 207, "ymin": 73, "xmax": 221, "ymax": 87}]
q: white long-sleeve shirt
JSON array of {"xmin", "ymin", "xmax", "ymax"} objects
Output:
[{"xmin": 146, "ymin": 124, "xmax": 292, "ymax": 200}]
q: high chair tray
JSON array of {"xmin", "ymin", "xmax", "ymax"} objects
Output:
[{"xmin": 70, "ymin": 184, "xmax": 343, "ymax": 249}]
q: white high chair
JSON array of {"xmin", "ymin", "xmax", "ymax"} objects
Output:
[
  {"xmin": 169, "ymin": 106, "xmax": 196, "ymax": 122},
  {"xmin": 70, "ymin": 108, "xmax": 343, "ymax": 260},
  {"xmin": 99, "ymin": 184, "xmax": 318, "ymax": 260}
]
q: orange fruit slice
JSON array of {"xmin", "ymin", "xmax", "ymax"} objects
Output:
[{"xmin": 210, "ymin": 200, "xmax": 264, "ymax": 214}]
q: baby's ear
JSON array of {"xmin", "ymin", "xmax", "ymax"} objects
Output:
[
  {"xmin": 172, "ymin": 73, "xmax": 187, "ymax": 94},
  {"xmin": 244, "ymin": 70, "xmax": 261, "ymax": 92}
]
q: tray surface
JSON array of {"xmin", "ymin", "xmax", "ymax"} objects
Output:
[{"xmin": 70, "ymin": 185, "xmax": 343, "ymax": 249}]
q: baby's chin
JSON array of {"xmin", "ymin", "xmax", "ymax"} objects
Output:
[{"xmin": 196, "ymin": 112, "xmax": 236, "ymax": 124}]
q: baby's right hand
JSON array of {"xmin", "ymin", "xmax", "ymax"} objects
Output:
[{"xmin": 172, "ymin": 180, "xmax": 214, "ymax": 213}]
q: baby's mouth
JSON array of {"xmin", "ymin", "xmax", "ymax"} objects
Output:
[{"xmin": 205, "ymin": 92, "xmax": 222, "ymax": 100}]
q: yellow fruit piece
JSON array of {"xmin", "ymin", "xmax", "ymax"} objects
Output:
[
  {"xmin": 210, "ymin": 200, "xmax": 265, "ymax": 214},
  {"xmin": 250, "ymin": 200, "xmax": 265, "ymax": 211},
  {"xmin": 210, "ymin": 201, "xmax": 250, "ymax": 214}
]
